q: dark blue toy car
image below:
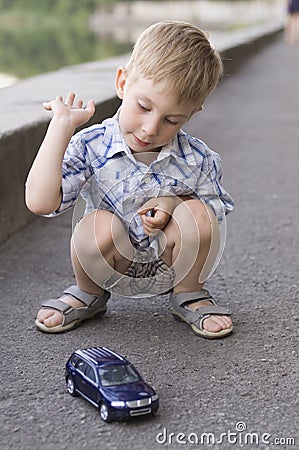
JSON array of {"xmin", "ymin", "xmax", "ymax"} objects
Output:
[{"xmin": 65, "ymin": 347, "xmax": 159, "ymax": 422}]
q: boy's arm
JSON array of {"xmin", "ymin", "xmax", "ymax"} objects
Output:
[{"xmin": 25, "ymin": 93, "xmax": 95, "ymax": 215}]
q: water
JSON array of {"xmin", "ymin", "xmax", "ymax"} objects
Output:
[
  {"xmin": 0, "ymin": 16, "xmax": 133, "ymax": 88},
  {"xmin": 0, "ymin": 0, "xmax": 285, "ymax": 89}
]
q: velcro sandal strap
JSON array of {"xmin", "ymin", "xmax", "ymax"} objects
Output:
[
  {"xmin": 63, "ymin": 285, "xmax": 104, "ymax": 307},
  {"xmin": 190, "ymin": 305, "xmax": 232, "ymax": 318},
  {"xmin": 174, "ymin": 289, "xmax": 214, "ymax": 308},
  {"xmin": 38, "ymin": 287, "xmax": 110, "ymax": 330},
  {"xmin": 40, "ymin": 299, "xmax": 85, "ymax": 326},
  {"xmin": 41, "ymin": 299, "xmax": 75, "ymax": 314},
  {"xmin": 170, "ymin": 289, "xmax": 232, "ymax": 326}
]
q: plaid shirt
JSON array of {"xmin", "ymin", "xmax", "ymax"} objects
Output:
[{"xmin": 54, "ymin": 110, "xmax": 234, "ymax": 250}]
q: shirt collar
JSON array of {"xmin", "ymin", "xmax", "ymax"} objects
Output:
[
  {"xmin": 104, "ymin": 109, "xmax": 197, "ymax": 165},
  {"xmin": 158, "ymin": 131, "xmax": 197, "ymax": 166},
  {"xmin": 103, "ymin": 109, "xmax": 131, "ymax": 159}
]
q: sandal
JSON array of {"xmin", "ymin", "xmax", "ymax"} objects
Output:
[
  {"xmin": 169, "ymin": 289, "xmax": 233, "ymax": 339},
  {"xmin": 35, "ymin": 285, "xmax": 110, "ymax": 334}
]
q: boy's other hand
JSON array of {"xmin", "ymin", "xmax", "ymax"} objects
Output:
[
  {"xmin": 43, "ymin": 92, "xmax": 95, "ymax": 130},
  {"xmin": 138, "ymin": 208, "xmax": 170, "ymax": 236},
  {"xmin": 138, "ymin": 197, "xmax": 178, "ymax": 236}
]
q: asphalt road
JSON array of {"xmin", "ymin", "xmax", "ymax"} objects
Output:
[{"xmin": 1, "ymin": 33, "xmax": 298, "ymax": 450}]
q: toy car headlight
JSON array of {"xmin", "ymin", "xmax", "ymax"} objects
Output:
[
  {"xmin": 111, "ymin": 401, "xmax": 126, "ymax": 407},
  {"xmin": 151, "ymin": 394, "xmax": 159, "ymax": 402}
]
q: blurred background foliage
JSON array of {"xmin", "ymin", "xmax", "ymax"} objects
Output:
[
  {"xmin": 0, "ymin": 0, "xmax": 254, "ymax": 80},
  {"xmin": 0, "ymin": 0, "xmax": 114, "ymax": 17},
  {"xmin": 0, "ymin": 0, "xmax": 131, "ymax": 78}
]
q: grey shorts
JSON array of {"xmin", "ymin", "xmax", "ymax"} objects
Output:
[{"xmin": 102, "ymin": 249, "xmax": 175, "ymax": 298}]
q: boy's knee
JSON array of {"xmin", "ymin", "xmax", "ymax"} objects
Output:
[
  {"xmin": 173, "ymin": 199, "xmax": 217, "ymax": 244},
  {"xmin": 73, "ymin": 210, "xmax": 114, "ymax": 255},
  {"xmin": 175, "ymin": 199, "xmax": 212, "ymax": 225},
  {"xmin": 73, "ymin": 209, "xmax": 132, "ymax": 259}
]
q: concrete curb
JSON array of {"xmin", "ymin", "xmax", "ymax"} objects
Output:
[{"xmin": 0, "ymin": 21, "xmax": 283, "ymax": 246}]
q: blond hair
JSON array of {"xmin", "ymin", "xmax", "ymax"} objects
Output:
[{"xmin": 125, "ymin": 21, "xmax": 223, "ymax": 113}]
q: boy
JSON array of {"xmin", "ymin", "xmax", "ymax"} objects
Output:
[{"xmin": 26, "ymin": 21, "xmax": 234, "ymax": 338}]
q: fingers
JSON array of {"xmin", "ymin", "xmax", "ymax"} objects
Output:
[
  {"xmin": 86, "ymin": 99, "xmax": 96, "ymax": 117},
  {"xmin": 137, "ymin": 198, "xmax": 159, "ymax": 214},
  {"xmin": 43, "ymin": 94, "xmax": 71, "ymax": 111},
  {"xmin": 142, "ymin": 221, "xmax": 160, "ymax": 236},
  {"xmin": 64, "ymin": 92, "xmax": 85, "ymax": 108},
  {"xmin": 140, "ymin": 209, "xmax": 170, "ymax": 235},
  {"xmin": 65, "ymin": 91, "xmax": 76, "ymax": 105},
  {"xmin": 42, "ymin": 101, "xmax": 52, "ymax": 111},
  {"xmin": 139, "ymin": 213, "xmax": 155, "ymax": 235},
  {"xmin": 138, "ymin": 207, "xmax": 154, "ymax": 216},
  {"xmin": 42, "ymin": 93, "xmax": 95, "ymax": 116},
  {"xmin": 65, "ymin": 92, "xmax": 84, "ymax": 108},
  {"xmin": 149, "ymin": 209, "xmax": 170, "ymax": 226}
]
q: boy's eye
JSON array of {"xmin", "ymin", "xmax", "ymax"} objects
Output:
[
  {"xmin": 138, "ymin": 102, "xmax": 150, "ymax": 112},
  {"xmin": 165, "ymin": 118, "xmax": 179, "ymax": 125}
]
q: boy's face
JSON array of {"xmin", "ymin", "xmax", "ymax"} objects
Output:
[{"xmin": 116, "ymin": 67, "xmax": 194, "ymax": 153}]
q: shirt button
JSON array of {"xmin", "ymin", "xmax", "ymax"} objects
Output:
[{"xmin": 143, "ymin": 175, "xmax": 152, "ymax": 184}]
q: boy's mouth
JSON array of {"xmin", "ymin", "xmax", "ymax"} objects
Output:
[{"xmin": 132, "ymin": 134, "xmax": 151, "ymax": 147}]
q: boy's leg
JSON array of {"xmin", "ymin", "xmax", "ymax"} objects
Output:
[
  {"xmin": 37, "ymin": 210, "xmax": 133, "ymax": 328},
  {"xmin": 160, "ymin": 199, "xmax": 232, "ymax": 334}
]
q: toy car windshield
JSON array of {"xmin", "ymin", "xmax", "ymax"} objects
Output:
[{"xmin": 99, "ymin": 364, "xmax": 140, "ymax": 387}]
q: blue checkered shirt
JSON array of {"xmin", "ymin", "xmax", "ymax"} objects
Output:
[{"xmin": 54, "ymin": 110, "xmax": 234, "ymax": 250}]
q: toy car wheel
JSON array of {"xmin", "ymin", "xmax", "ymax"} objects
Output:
[
  {"xmin": 99, "ymin": 402, "xmax": 112, "ymax": 422},
  {"xmin": 66, "ymin": 376, "xmax": 77, "ymax": 396}
]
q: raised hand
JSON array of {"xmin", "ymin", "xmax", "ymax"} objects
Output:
[{"xmin": 43, "ymin": 91, "xmax": 96, "ymax": 130}]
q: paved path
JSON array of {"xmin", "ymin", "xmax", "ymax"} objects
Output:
[{"xmin": 1, "ymin": 33, "xmax": 298, "ymax": 450}]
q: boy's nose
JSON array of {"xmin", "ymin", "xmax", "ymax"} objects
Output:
[{"xmin": 142, "ymin": 119, "xmax": 159, "ymax": 136}]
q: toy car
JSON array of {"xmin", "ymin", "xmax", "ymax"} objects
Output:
[{"xmin": 65, "ymin": 347, "xmax": 159, "ymax": 422}]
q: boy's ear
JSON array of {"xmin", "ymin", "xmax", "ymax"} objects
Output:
[{"xmin": 115, "ymin": 66, "xmax": 127, "ymax": 99}]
